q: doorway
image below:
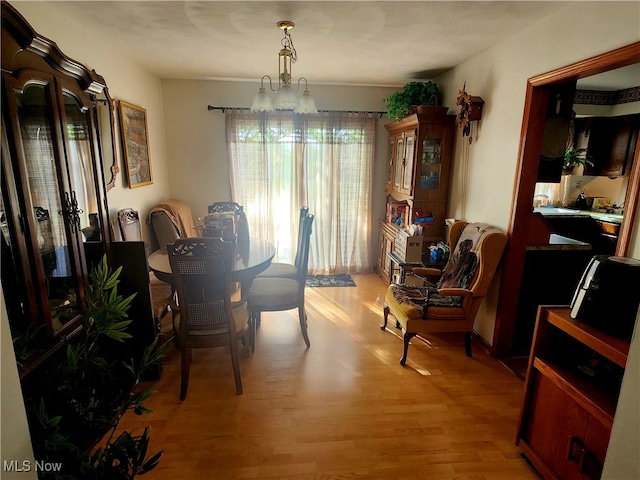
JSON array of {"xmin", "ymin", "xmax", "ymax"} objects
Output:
[{"xmin": 493, "ymin": 42, "xmax": 640, "ymax": 358}]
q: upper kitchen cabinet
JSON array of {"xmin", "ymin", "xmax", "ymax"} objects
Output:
[
  {"xmin": 384, "ymin": 107, "xmax": 455, "ymax": 242},
  {"xmin": 1, "ymin": 2, "xmax": 114, "ymax": 376},
  {"xmin": 537, "ymin": 82, "xmax": 577, "ymax": 183},
  {"xmin": 575, "ymin": 114, "xmax": 639, "ymax": 177}
]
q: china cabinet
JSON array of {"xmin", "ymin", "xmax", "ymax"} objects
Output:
[
  {"xmin": 1, "ymin": 2, "xmax": 115, "ymax": 376},
  {"xmin": 516, "ymin": 306, "xmax": 629, "ymax": 480},
  {"xmin": 384, "ymin": 107, "xmax": 455, "ymax": 244}
]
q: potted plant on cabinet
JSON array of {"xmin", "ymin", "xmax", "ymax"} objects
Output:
[{"xmin": 383, "ymin": 81, "xmax": 442, "ymax": 122}]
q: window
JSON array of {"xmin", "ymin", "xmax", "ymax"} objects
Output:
[{"xmin": 226, "ymin": 110, "xmax": 377, "ymax": 274}]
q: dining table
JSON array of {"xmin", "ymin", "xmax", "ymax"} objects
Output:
[{"xmin": 148, "ymin": 237, "xmax": 276, "ymax": 302}]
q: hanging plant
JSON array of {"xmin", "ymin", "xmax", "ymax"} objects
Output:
[{"xmin": 456, "ymin": 83, "xmax": 484, "ymax": 144}]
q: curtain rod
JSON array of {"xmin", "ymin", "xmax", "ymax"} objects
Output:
[{"xmin": 207, "ymin": 105, "xmax": 387, "ymax": 118}]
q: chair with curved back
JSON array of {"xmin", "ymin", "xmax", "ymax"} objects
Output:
[
  {"xmin": 167, "ymin": 237, "xmax": 250, "ymax": 399},
  {"xmin": 207, "ymin": 202, "xmax": 249, "ymax": 240},
  {"xmin": 257, "ymin": 206, "xmax": 309, "ymax": 279},
  {"xmin": 117, "ymin": 208, "xmax": 173, "ymax": 326},
  {"xmin": 208, "ymin": 202, "xmax": 243, "ymax": 215},
  {"xmin": 248, "ymin": 213, "xmax": 314, "ymax": 349},
  {"xmin": 381, "ymin": 221, "xmax": 507, "ymax": 365}
]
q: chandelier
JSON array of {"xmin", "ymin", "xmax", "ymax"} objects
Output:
[{"xmin": 250, "ymin": 21, "xmax": 317, "ymax": 114}]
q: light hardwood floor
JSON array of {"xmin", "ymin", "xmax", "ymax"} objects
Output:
[{"xmin": 119, "ymin": 274, "xmax": 541, "ymax": 479}]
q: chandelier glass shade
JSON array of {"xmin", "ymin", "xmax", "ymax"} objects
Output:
[{"xmin": 250, "ymin": 21, "xmax": 317, "ymax": 114}]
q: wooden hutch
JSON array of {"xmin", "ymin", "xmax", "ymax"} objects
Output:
[{"xmin": 377, "ymin": 107, "xmax": 455, "ymax": 282}]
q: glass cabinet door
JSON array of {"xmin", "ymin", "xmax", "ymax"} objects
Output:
[
  {"xmin": 0, "ymin": 181, "xmax": 33, "ymax": 340},
  {"xmin": 63, "ymin": 91, "xmax": 103, "ymax": 247},
  {"xmin": 15, "ymin": 83, "xmax": 84, "ymax": 333},
  {"xmin": 394, "ymin": 136, "xmax": 404, "ymax": 189},
  {"xmin": 420, "ymin": 138, "xmax": 442, "ymax": 190},
  {"xmin": 385, "ymin": 138, "xmax": 394, "ymax": 191},
  {"xmin": 401, "ymin": 131, "xmax": 416, "ymax": 195}
]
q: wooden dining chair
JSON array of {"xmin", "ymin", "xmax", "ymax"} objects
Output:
[
  {"xmin": 257, "ymin": 206, "xmax": 309, "ymax": 279},
  {"xmin": 167, "ymin": 237, "xmax": 250, "ymax": 399},
  {"xmin": 208, "ymin": 201, "xmax": 249, "ymax": 241},
  {"xmin": 247, "ymin": 214, "xmax": 314, "ymax": 349},
  {"xmin": 117, "ymin": 208, "xmax": 173, "ymax": 326},
  {"xmin": 208, "ymin": 201, "xmax": 243, "ymax": 215}
]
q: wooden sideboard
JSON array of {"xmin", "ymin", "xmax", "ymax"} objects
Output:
[{"xmin": 516, "ymin": 306, "xmax": 630, "ymax": 480}]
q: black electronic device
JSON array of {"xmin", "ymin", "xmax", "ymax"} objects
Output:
[{"xmin": 570, "ymin": 255, "xmax": 640, "ymax": 339}]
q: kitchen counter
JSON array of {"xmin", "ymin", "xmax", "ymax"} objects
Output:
[
  {"xmin": 533, "ymin": 207, "xmax": 620, "ymax": 255},
  {"xmin": 534, "ymin": 207, "xmax": 623, "ymax": 224},
  {"xmin": 526, "ymin": 233, "xmax": 592, "ymax": 251}
]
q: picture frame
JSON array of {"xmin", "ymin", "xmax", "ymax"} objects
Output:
[{"xmin": 118, "ymin": 100, "xmax": 153, "ymax": 188}]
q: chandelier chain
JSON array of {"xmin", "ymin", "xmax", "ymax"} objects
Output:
[
  {"xmin": 250, "ymin": 20, "xmax": 316, "ymax": 113},
  {"xmin": 282, "ymin": 28, "xmax": 297, "ymax": 63}
]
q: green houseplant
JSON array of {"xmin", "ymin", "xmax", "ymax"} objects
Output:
[
  {"xmin": 563, "ymin": 147, "xmax": 594, "ymax": 172},
  {"xmin": 23, "ymin": 256, "xmax": 164, "ymax": 479},
  {"xmin": 383, "ymin": 81, "xmax": 442, "ymax": 122}
]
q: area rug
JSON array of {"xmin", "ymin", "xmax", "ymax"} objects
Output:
[{"xmin": 306, "ymin": 274, "xmax": 356, "ymax": 287}]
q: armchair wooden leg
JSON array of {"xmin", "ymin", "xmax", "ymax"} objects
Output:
[
  {"xmin": 381, "ymin": 305, "xmax": 389, "ymax": 330},
  {"xmin": 464, "ymin": 331, "xmax": 472, "ymax": 358},
  {"xmin": 401, "ymin": 331, "xmax": 417, "ymax": 366},
  {"xmin": 179, "ymin": 347, "xmax": 192, "ymax": 400},
  {"xmin": 299, "ymin": 307, "xmax": 311, "ymax": 348}
]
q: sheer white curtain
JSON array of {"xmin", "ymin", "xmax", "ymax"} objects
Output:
[
  {"xmin": 22, "ymin": 118, "xmax": 66, "ymax": 249},
  {"xmin": 226, "ymin": 109, "xmax": 376, "ymax": 274}
]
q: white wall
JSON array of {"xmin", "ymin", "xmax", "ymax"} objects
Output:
[
  {"xmin": 161, "ymin": 79, "xmax": 398, "ymax": 258},
  {"xmin": 602, "ymin": 315, "xmax": 640, "ymax": 479},
  {"xmin": 435, "ymin": 1, "xmax": 640, "ymax": 342},
  {"xmin": 1, "ymin": 285, "xmax": 37, "ymax": 480}
]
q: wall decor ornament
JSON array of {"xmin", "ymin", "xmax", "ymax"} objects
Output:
[
  {"xmin": 118, "ymin": 101, "xmax": 153, "ymax": 188},
  {"xmin": 456, "ymin": 83, "xmax": 484, "ymax": 144}
]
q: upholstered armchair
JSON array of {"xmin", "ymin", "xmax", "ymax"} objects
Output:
[
  {"xmin": 382, "ymin": 221, "xmax": 507, "ymax": 365},
  {"xmin": 149, "ymin": 199, "xmax": 200, "ymax": 249}
]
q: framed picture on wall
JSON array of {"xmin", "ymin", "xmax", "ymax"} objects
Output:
[{"xmin": 118, "ymin": 100, "xmax": 153, "ymax": 188}]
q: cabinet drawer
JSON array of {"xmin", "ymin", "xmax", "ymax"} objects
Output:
[{"xmin": 595, "ymin": 220, "xmax": 619, "ymax": 236}]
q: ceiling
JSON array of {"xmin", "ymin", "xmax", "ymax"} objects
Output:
[
  {"xmin": 577, "ymin": 63, "xmax": 640, "ymax": 90},
  {"xmin": 47, "ymin": 1, "xmax": 574, "ymax": 87}
]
